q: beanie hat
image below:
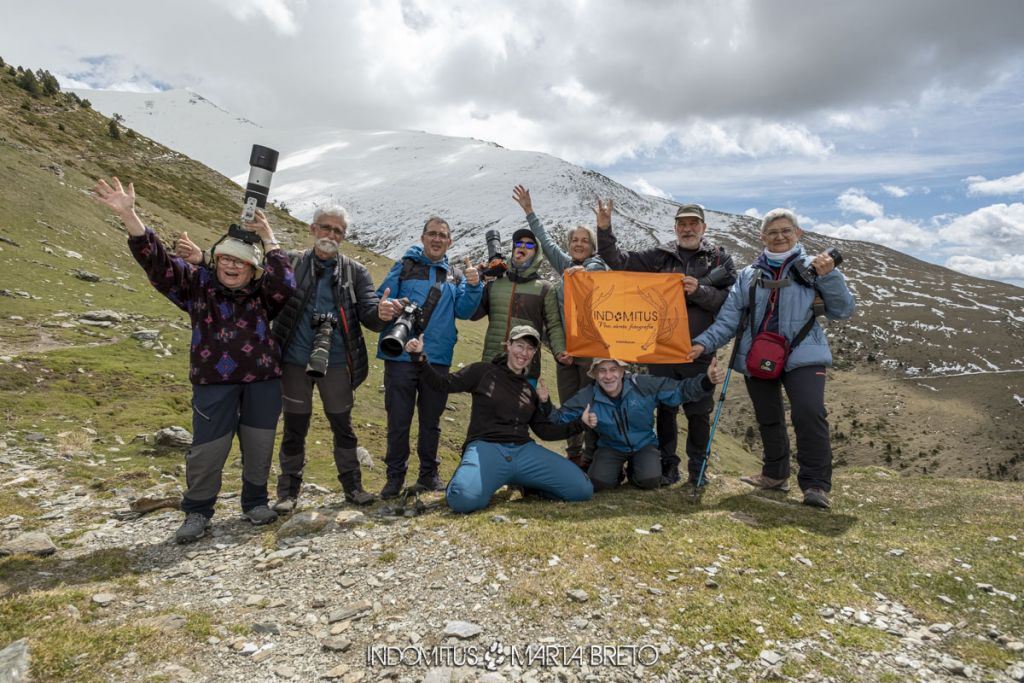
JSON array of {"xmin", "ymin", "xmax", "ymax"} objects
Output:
[{"xmin": 212, "ymin": 237, "xmax": 264, "ymax": 279}]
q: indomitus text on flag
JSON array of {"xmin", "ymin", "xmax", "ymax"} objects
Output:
[{"xmin": 563, "ymin": 270, "xmax": 691, "ymax": 363}]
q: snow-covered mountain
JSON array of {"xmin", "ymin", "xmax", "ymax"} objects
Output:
[{"xmin": 77, "ymin": 88, "xmax": 1024, "ymax": 385}]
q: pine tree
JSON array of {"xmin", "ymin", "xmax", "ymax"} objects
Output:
[{"xmin": 15, "ymin": 69, "xmax": 41, "ymax": 97}]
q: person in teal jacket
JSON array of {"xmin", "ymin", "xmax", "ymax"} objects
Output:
[
  {"xmin": 512, "ymin": 184, "xmax": 608, "ymax": 468},
  {"xmin": 375, "ymin": 217, "xmax": 484, "ymax": 498},
  {"xmin": 542, "ymin": 358, "xmax": 724, "ymax": 491},
  {"xmin": 689, "ymin": 208, "xmax": 855, "ymax": 509}
]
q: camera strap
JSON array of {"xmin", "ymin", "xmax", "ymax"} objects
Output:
[{"xmin": 400, "ymin": 258, "xmax": 447, "ymax": 331}]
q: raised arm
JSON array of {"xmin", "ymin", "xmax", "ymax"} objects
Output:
[{"xmin": 513, "ymin": 185, "xmax": 572, "ymax": 273}]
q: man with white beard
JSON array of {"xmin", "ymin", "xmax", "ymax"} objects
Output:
[{"xmin": 267, "ymin": 206, "xmax": 395, "ymax": 509}]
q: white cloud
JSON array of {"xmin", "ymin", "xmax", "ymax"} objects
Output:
[
  {"xmin": 630, "ymin": 178, "xmax": 672, "ymax": 200},
  {"xmin": 937, "ymin": 202, "xmax": 1024, "ymax": 248},
  {"xmin": 813, "ymin": 216, "xmax": 938, "ymax": 250},
  {"xmin": 945, "ymin": 254, "xmax": 1024, "ymax": 281},
  {"xmin": 837, "ymin": 188, "xmax": 884, "ymax": 218},
  {"xmin": 965, "ymin": 170, "xmax": 1024, "ymax": 196},
  {"xmin": 674, "ymin": 120, "xmax": 833, "ymax": 160},
  {"xmin": 881, "ymin": 184, "xmax": 909, "ymax": 198},
  {"xmin": 744, "ymin": 208, "xmax": 762, "ymax": 219},
  {"xmin": 211, "ymin": 0, "xmax": 303, "ymax": 35}
]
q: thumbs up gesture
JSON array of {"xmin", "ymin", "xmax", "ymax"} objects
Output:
[
  {"xmin": 536, "ymin": 378, "xmax": 550, "ymax": 403},
  {"xmin": 581, "ymin": 403, "xmax": 597, "ymax": 428},
  {"xmin": 463, "ymin": 256, "xmax": 480, "ymax": 286},
  {"xmin": 706, "ymin": 357, "xmax": 726, "ymax": 384},
  {"xmin": 174, "ymin": 231, "xmax": 203, "ymax": 265}
]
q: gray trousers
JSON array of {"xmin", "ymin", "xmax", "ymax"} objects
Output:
[
  {"xmin": 556, "ymin": 357, "xmax": 597, "ymax": 462},
  {"xmin": 587, "ymin": 444, "xmax": 662, "ymax": 491}
]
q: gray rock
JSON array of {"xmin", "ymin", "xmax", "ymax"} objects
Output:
[
  {"xmin": 327, "ymin": 600, "xmax": 372, "ymax": 623},
  {"xmin": 1006, "ymin": 641, "xmax": 1024, "ymax": 652},
  {"xmin": 759, "ymin": 650, "xmax": 783, "ymax": 666},
  {"xmin": 322, "ymin": 663, "xmax": 351, "ymax": 680},
  {"xmin": 73, "ymin": 270, "xmax": 101, "ymax": 283},
  {"xmin": 154, "ymin": 426, "xmax": 192, "ymax": 448},
  {"xmin": 81, "ymin": 309, "xmax": 124, "ymax": 322},
  {"xmin": 939, "ymin": 656, "xmax": 966, "ymax": 676},
  {"xmin": 567, "ymin": 589, "xmax": 589, "ymax": 603},
  {"xmin": 0, "ymin": 532, "xmax": 57, "ymax": 557},
  {"xmin": 321, "ymin": 636, "xmax": 351, "ymax": 652},
  {"xmin": 136, "ymin": 614, "xmax": 186, "ymax": 631},
  {"xmin": 278, "ymin": 511, "xmax": 330, "ymax": 538},
  {"xmin": 264, "ymin": 547, "xmax": 306, "ymax": 562},
  {"xmin": 930, "ymin": 622, "xmax": 954, "ymax": 634},
  {"xmin": 1006, "ymin": 663, "xmax": 1024, "ymax": 682},
  {"xmin": 0, "ymin": 639, "xmax": 29, "ymax": 683},
  {"xmin": 444, "ymin": 621, "xmax": 482, "ymax": 639},
  {"xmin": 251, "ymin": 622, "xmax": 280, "ymax": 635},
  {"xmin": 23, "ymin": 433, "xmax": 46, "ymax": 443},
  {"xmin": 332, "ymin": 510, "xmax": 365, "ymax": 528},
  {"xmin": 131, "ymin": 329, "xmax": 160, "ymax": 341},
  {"xmin": 92, "ymin": 592, "xmax": 116, "ymax": 606},
  {"xmin": 272, "ymin": 663, "xmax": 297, "ymax": 679}
]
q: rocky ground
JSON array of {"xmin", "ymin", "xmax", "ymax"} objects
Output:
[{"xmin": 2, "ymin": 439, "xmax": 1024, "ymax": 683}]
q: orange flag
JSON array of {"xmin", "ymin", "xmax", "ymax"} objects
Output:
[{"xmin": 564, "ymin": 271, "xmax": 691, "ymax": 363}]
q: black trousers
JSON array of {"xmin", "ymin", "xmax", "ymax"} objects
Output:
[
  {"xmin": 649, "ymin": 358, "xmax": 713, "ymax": 479},
  {"xmin": 743, "ymin": 364, "xmax": 832, "ymax": 492},
  {"xmin": 383, "ymin": 360, "xmax": 449, "ymax": 481}
]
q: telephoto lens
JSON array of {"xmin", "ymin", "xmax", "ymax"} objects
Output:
[
  {"xmin": 380, "ymin": 303, "xmax": 422, "ymax": 357},
  {"xmin": 485, "ymin": 229, "xmax": 502, "ymax": 260},
  {"xmin": 305, "ymin": 313, "xmax": 336, "ymax": 378},
  {"xmin": 241, "ymin": 144, "xmax": 279, "ymax": 222}
]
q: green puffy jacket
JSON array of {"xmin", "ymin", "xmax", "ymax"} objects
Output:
[{"xmin": 471, "ymin": 251, "xmax": 565, "ymax": 380}]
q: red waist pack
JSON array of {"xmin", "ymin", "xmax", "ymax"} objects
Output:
[{"xmin": 746, "ymin": 331, "xmax": 789, "ymax": 379}]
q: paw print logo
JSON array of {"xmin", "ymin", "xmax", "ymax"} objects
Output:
[{"xmin": 482, "ymin": 640, "xmax": 507, "ymax": 671}]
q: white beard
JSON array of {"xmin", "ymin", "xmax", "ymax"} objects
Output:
[{"xmin": 315, "ymin": 238, "xmax": 339, "ymax": 256}]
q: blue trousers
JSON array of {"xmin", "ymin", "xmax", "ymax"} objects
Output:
[{"xmin": 446, "ymin": 440, "xmax": 593, "ymax": 514}]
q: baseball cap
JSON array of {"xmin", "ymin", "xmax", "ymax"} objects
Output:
[
  {"xmin": 674, "ymin": 204, "xmax": 705, "ymax": 221},
  {"xmin": 512, "ymin": 228, "xmax": 537, "ymax": 245},
  {"xmin": 587, "ymin": 358, "xmax": 629, "ymax": 378},
  {"xmin": 212, "ymin": 237, "xmax": 264, "ymax": 279},
  {"xmin": 508, "ymin": 324, "xmax": 540, "ymax": 346}
]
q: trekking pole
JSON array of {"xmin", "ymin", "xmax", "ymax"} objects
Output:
[{"xmin": 692, "ymin": 332, "xmax": 745, "ymax": 494}]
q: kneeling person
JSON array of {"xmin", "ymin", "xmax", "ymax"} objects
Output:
[
  {"xmin": 546, "ymin": 358, "xmax": 725, "ymax": 491},
  {"xmin": 404, "ymin": 326, "xmax": 592, "ymax": 513}
]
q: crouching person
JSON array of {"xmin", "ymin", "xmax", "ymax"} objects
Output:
[
  {"xmin": 403, "ymin": 326, "xmax": 592, "ymax": 513},
  {"xmin": 544, "ymin": 358, "xmax": 725, "ymax": 492},
  {"xmin": 94, "ymin": 176, "xmax": 295, "ymax": 543}
]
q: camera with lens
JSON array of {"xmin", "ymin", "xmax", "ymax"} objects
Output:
[
  {"xmin": 481, "ymin": 229, "xmax": 508, "ymax": 279},
  {"xmin": 380, "ymin": 302, "xmax": 424, "ymax": 357},
  {"xmin": 699, "ymin": 264, "xmax": 734, "ymax": 288},
  {"xmin": 791, "ymin": 247, "xmax": 844, "ymax": 287},
  {"xmin": 229, "ymin": 144, "xmax": 280, "ymax": 244},
  {"xmin": 305, "ymin": 312, "xmax": 337, "ymax": 378}
]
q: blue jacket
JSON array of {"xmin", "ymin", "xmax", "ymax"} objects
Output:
[
  {"xmin": 549, "ymin": 373, "xmax": 712, "ymax": 453},
  {"xmin": 692, "ymin": 244, "xmax": 856, "ymax": 374},
  {"xmin": 525, "ymin": 212, "xmax": 608, "ymax": 328},
  {"xmin": 376, "ymin": 245, "xmax": 483, "ymax": 366}
]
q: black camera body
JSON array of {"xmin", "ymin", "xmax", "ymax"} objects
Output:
[
  {"xmin": 306, "ymin": 312, "xmax": 337, "ymax": 378},
  {"xmin": 228, "ymin": 223, "xmax": 262, "ymax": 245},
  {"xmin": 699, "ymin": 264, "xmax": 733, "ymax": 288},
  {"xmin": 380, "ymin": 302, "xmax": 423, "ymax": 357},
  {"xmin": 481, "ymin": 228, "xmax": 508, "ymax": 279},
  {"xmin": 791, "ymin": 247, "xmax": 844, "ymax": 287}
]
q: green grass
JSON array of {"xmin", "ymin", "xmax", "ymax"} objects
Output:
[{"xmin": 416, "ymin": 469, "xmax": 1024, "ymax": 676}]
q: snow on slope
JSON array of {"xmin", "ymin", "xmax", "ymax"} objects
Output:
[{"xmin": 75, "ymin": 88, "xmax": 701, "ymax": 260}]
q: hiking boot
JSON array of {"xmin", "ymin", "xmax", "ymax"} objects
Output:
[
  {"xmin": 242, "ymin": 505, "xmax": 279, "ymax": 526},
  {"xmin": 415, "ymin": 474, "xmax": 447, "ymax": 492},
  {"xmin": 740, "ymin": 473, "xmax": 790, "ymax": 492},
  {"xmin": 340, "ymin": 470, "xmax": 377, "ymax": 506},
  {"xmin": 175, "ymin": 512, "xmax": 210, "ymax": 544},
  {"xmin": 380, "ymin": 477, "xmax": 405, "ymax": 500},
  {"xmin": 660, "ymin": 462, "xmax": 681, "ymax": 487},
  {"xmin": 802, "ymin": 488, "xmax": 831, "ymax": 509},
  {"xmin": 271, "ymin": 496, "xmax": 297, "ymax": 514}
]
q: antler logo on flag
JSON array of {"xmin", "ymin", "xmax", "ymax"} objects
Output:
[{"xmin": 564, "ymin": 271, "xmax": 692, "ymax": 363}]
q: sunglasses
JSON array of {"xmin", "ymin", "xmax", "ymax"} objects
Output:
[{"xmin": 514, "ymin": 241, "xmax": 536, "ymax": 249}]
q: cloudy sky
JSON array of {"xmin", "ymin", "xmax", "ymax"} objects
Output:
[{"xmin": 3, "ymin": 0, "xmax": 1023, "ymax": 285}]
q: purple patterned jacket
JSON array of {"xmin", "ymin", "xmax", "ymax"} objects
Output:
[{"xmin": 128, "ymin": 228, "xmax": 296, "ymax": 385}]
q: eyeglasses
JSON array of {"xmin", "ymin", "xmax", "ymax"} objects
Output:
[
  {"xmin": 509, "ymin": 340, "xmax": 537, "ymax": 353},
  {"xmin": 763, "ymin": 229, "xmax": 796, "ymax": 239},
  {"xmin": 217, "ymin": 255, "xmax": 251, "ymax": 268},
  {"xmin": 514, "ymin": 241, "xmax": 536, "ymax": 249},
  {"xmin": 423, "ymin": 230, "xmax": 450, "ymax": 240},
  {"xmin": 314, "ymin": 223, "xmax": 346, "ymax": 238}
]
